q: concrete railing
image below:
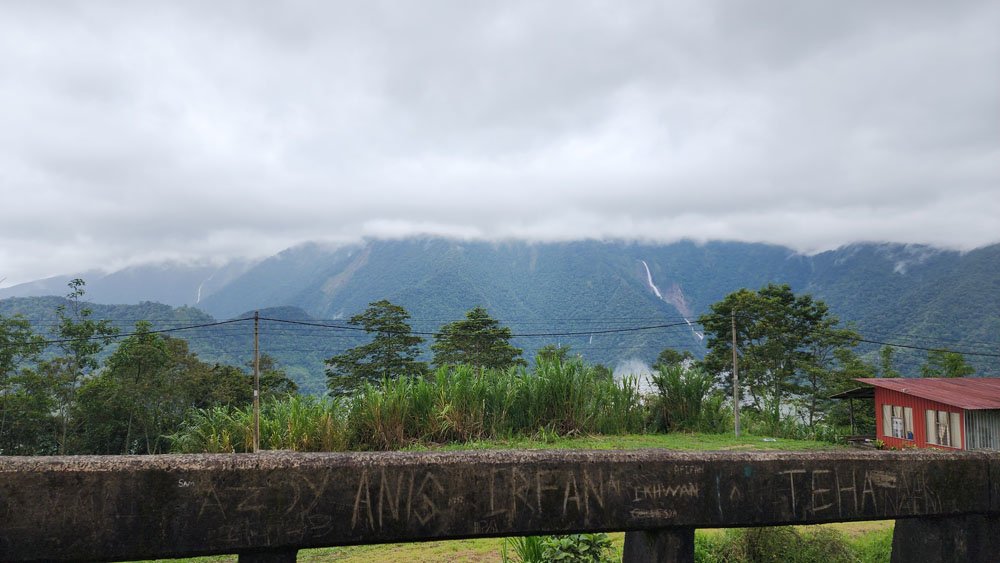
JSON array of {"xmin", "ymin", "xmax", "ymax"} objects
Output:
[{"xmin": 1, "ymin": 449, "xmax": 998, "ymax": 562}]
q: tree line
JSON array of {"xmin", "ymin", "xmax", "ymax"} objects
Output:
[
  {"xmin": 0, "ymin": 280, "xmax": 295, "ymax": 455},
  {"xmin": 321, "ymin": 283, "xmax": 979, "ymax": 437},
  {"xmin": 666, "ymin": 283, "xmax": 976, "ymax": 433},
  {"xmin": 0, "ymin": 279, "xmax": 980, "ymax": 456},
  {"xmin": 325, "ymin": 301, "xmax": 530, "ymax": 394},
  {"xmin": 0, "ymin": 283, "xmax": 544, "ymax": 455}
]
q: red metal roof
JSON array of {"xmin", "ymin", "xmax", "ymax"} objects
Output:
[{"xmin": 855, "ymin": 378, "xmax": 1000, "ymax": 410}]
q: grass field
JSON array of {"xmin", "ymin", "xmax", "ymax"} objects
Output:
[
  {"xmin": 297, "ymin": 522, "xmax": 895, "ymax": 563},
  {"xmin": 146, "ymin": 524, "xmax": 894, "ymax": 563},
  {"xmin": 402, "ymin": 431, "xmax": 837, "ymax": 452}
]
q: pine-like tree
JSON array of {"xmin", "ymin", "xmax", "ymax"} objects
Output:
[
  {"xmin": 325, "ymin": 300, "xmax": 427, "ymax": 394},
  {"xmin": 432, "ymin": 307, "xmax": 525, "ymax": 370}
]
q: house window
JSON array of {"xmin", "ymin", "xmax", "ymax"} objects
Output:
[
  {"xmin": 925, "ymin": 409, "xmax": 962, "ymax": 449},
  {"xmin": 882, "ymin": 404, "xmax": 914, "ymax": 440}
]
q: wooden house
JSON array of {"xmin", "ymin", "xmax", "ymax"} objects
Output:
[{"xmin": 855, "ymin": 377, "xmax": 1000, "ymax": 450}]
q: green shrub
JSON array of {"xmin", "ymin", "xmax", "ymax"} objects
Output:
[
  {"xmin": 708, "ymin": 526, "xmax": 855, "ymax": 563},
  {"xmin": 851, "ymin": 527, "xmax": 893, "ymax": 563},
  {"xmin": 503, "ymin": 534, "xmax": 614, "ymax": 563},
  {"xmin": 795, "ymin": 527, "xmax": 855, "ymax": 562},
  {"xmin": 541, "ymin": 533, "xmax": 615, "ymax": 562},
  {"xmin": 697, "ymin": 392, "xmax": 732, "ymax": 434},
  {"xmin": 693, "ymin": 531, "xmax": 720, "ymax": 563},
  {"xmin": 740, "ymin": 409, "xmax": 847, "ymax": 443},
  {"xmin": 502, "ymin": 535, "xmax": 545, "ymax": 563}
]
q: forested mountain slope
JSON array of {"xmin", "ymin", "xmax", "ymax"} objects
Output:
[
  {"xmin": 0, "ymin": 260, "xmax": 255, "ymax": 307},
  {"xmin": 3, "ymin": 239, "xmax": 997, "ymax": 392}
]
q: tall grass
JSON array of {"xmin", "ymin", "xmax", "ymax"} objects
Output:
[
  {"xmin": 169, "ymin": 395, "xmax": 347, "ymax": 453},
  {"xmin": 263, "ymin": 394, "xmax": 348, "ymax": 451},
  {"xmin": 698, "ymin": 526, "xmax": 857, "ymax": 563},
  {"xmin": 348, "ymin": 375, "xmax": 438, "ymax": 449},
  {"xmin": 169, "ymin": 405, "xmax": 250, "ymax": 453},
  {"xmin": 740, "ymin": 409, "xmax": 848, "ymax": 443},
  {"xmin": 649, "ymin": 364, "xmax": 730, "ymax": 433},
  {"xmin": 170, "ymin": 358, "xmax": 645, "ymax": 452},
  {"xmin": 501, "ymin": 535, "xmax": 545, "ymax": 563},
  {"xmin": 348, "ymin": 359, "xmax": 645, "ymax": 450}
]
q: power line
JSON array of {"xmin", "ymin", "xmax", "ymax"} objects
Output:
[
  {"xmin": 722, "ymin": 314, "xmax": 1000, "ymax": 359},
  {"xmin": 4, "ymin": 307, "xmax": 998, "ymax": 364},
  {"xmin": 855, "ymin": 337, "xmax": 1000, "ymax": 359},
  {"xmin": 257, "ymin": 317, "xmax": 697, "ymax": 339},
  {"xmin": 29, "ymin": 318, "xmax": 251, "ymax": 346}
]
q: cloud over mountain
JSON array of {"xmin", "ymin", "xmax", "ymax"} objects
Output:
[{"xmin": 1, "ymin": 1, "xmax": 998, "ymax": 285}]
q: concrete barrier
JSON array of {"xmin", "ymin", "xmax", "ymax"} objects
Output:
[{"xmin": 1, "ymin": 449, "xmax": 997, "ymax": 562}]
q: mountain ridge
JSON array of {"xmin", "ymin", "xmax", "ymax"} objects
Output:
[{"xmin": 2, "ymin": 238, "xmax": 997, "ymax": 392}]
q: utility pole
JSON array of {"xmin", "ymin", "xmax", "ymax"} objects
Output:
[
  {"xmin": 253, "ymin": 311, "xmax": 260, "ymax": 453},
  {"xmin": 731, "ymin": 309, "xmax": 740, "ymax": 437}
]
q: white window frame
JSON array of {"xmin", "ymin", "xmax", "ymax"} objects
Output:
[
  {"xmin": 926, "ymin": 409, "xmax": 962, "ymax": 449},
  {"xmin": 882, "ymin": 403, "xmax": 914, "ymax": 441}
]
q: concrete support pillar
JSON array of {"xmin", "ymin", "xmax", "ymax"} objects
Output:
[
  {"xmin": 891, "ymin": 515, "xmax": 1000, "ymax": 563},
  {"xmin": 623, "ymin": 528, "xmax": 695, "ymax": 563},
  {"xmin": 237, "ymin": 549, "xmax": 298, "ymax": 563}
]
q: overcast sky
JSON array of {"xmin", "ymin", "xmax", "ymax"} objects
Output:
[{"xmin": 1, "ymin": 1, "xmax": 998, "ymax": 286}]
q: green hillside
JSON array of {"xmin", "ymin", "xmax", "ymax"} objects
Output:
[{"xmin": 3, "ymin": 239, "xmax": 998, "ymax": 392}]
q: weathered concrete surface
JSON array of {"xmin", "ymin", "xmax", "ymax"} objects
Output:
[
  {"xmin": 0, "ymin": 449, "xmax": 997, "ymax": 562},
  {"xmin": 891, "ymin": 515, "xmax": 1000, "ymax": 563},
  {"xmin": 991, "ymin": 454, "xmax": 1000, "ymax": 513},
  {"xmin": 622, "ymin": 527, "xmax": 694, "ymax": 563}
]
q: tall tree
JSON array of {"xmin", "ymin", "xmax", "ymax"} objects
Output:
[
  {"xmin": 244, "ymin": 354, "xmax": 298, "ymax": 400},
  {"xmin": 0, "ymin": 366, "xmax": 60, "ymax": 455},
  {"xmin": 431, "ymin": 307, "xmax": 525, "ymax": 370},
  {"xmin": 100, "ymin": 321, "xmax": 172, "ymax": 454},
  {"xmin": 800, "ymin": 325, "xmax": 860, "ymax": 426},
  {"xmin": 54, "ymin": 279, "xmax": 119, "ymax": 374},
  {"xmin": 50, "ymin": 279, "xmax": 119, "ymax": 453},
  {"xmin": 0, "ymin": 313, "xmax": 46, "ymax": 454},
  {"xmin": 699, "ymin": 284, "xmax": 858, "ymax": 422},
  {"xmin": 878, "ymin": 346, "xmax": 901, "ymax": 378},
  {"xmin": 823, "ymin": 348, "xmax": 877, "ymax": 433},
  {"xmin": 72, "ymin": 325, "xmax": 292, "ymax": 455},
  {"xmin": 325, "ymin": 300, "xmax": 427, "ymax": 395},
  {"xmin": 920, "ymin": 349, "xmax": 975, "ymax": 378}
]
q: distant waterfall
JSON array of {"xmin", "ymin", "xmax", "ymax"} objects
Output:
[
  {"xmin": 640, "ymin": 260, "xmax": 703, "ymax": 341},
  {"xmin": 640, "ymin": 260, "xmax": 662, "ymax": 298}
]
